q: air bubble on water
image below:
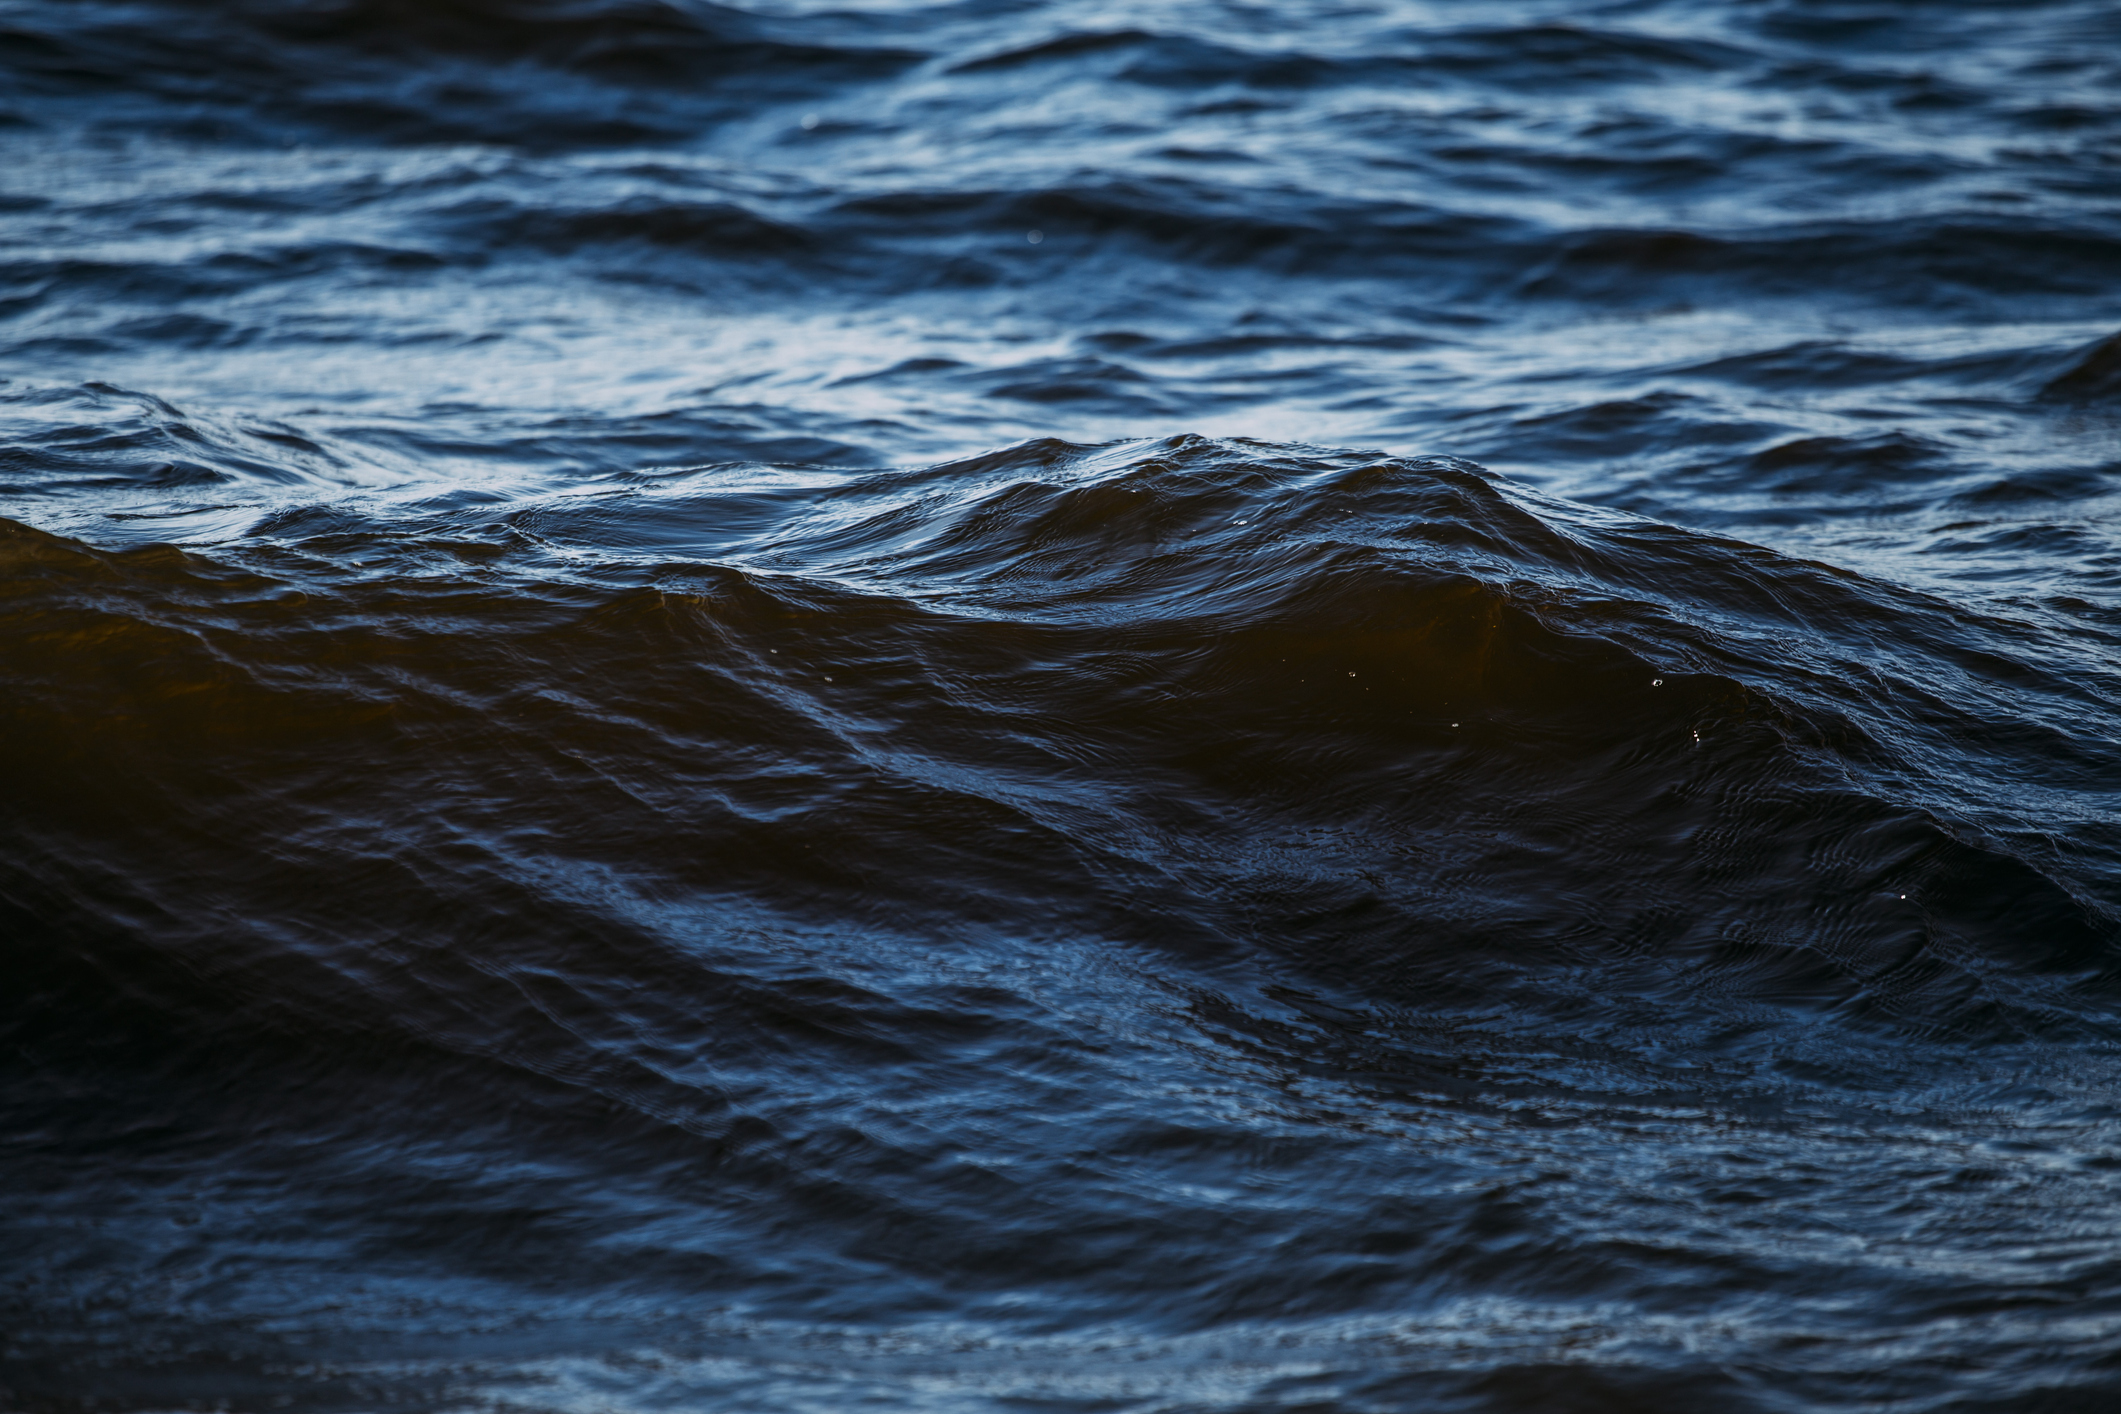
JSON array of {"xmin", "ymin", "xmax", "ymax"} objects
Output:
[
  {"xmin": 1026, "ymin": 229, "xmax": 1043, "ymax": 244},
  {"xmin": 1653, "ymin": 678, "xmax": 1663, "ymax": 686},
  {"xmin": 800, "ymin": 113, "xmax": 819, "ymax": 130}
]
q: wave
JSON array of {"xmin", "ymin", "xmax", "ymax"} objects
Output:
[
  {"xmin": 0, "ymin": 382, "xmax": 362, "ymax": 494},
  {"xmin": 6, "ymin": 437, "xmax": 2114, "ymax": 1071},
  {"xmin": 265, "ymin": 176, "xmax": 2121, "ymax": 320},
  {"xmin": 10, "ymin": 0, "xmax": 2121, "ymax": 1404},
  {"xmin": 949, "ymin": 21, "xmax": 1749, "ymax": 89},
  {"xmin": 1, "ymin": 0, "xmax": 922, "ymax": 145},
  {"xmin": 2046, "ymin": 329, "xmax": 2121, "ymax": 402}
]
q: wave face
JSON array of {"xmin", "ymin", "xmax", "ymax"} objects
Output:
[{"xmin": 6, "ymin": 1, "xmax": 2121, "ymax": 1411}]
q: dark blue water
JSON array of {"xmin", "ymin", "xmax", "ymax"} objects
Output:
[{"xmin": 6, "ymin": 2, "xmax": 2121, "ymax": 1410}]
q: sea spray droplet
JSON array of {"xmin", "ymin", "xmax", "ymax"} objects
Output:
[
  {"xmin": 800, "ymin": 113, "xmax": 819, "ymax": 130},
  {"xmin": 1026, "ymin": 229, "xmax": 1043, "ymax": 244}
]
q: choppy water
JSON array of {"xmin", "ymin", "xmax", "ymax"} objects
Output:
[{"xmin": 5, "ymin": 2, "xmax": 2121, "ymax": 1410}]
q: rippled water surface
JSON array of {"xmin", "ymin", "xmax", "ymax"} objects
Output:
[{"xmin": 6, "ymin": 1, "xmax": 2121, "ymax": 1410}]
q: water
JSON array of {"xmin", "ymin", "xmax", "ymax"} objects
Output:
[{"xmin": 4, "ymin": 2, "xmax": 2121, "ymax": 1410}]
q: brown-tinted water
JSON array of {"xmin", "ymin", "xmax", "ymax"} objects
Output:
[{"xmin": 5, "ymin": 3, "xmax": 2121, "ymax": 1410}]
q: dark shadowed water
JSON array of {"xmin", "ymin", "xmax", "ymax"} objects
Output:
[{"xmin": 5, "ymin": 1, "xmax": 2121, "ymax": 1410}]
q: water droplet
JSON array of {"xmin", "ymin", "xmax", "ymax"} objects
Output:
[
  {"xmin": 1026, "ymin": 229, "xmax": 1043, "ymax": 244},
  {"xmin": 799, "ymin": 113, "xmax": 819, "ymax": 130},
  {"xmin": 1652, "ymin": 678, "xmax": 1663, "ymax": 686}
]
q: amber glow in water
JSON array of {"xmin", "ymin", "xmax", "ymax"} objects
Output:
[{"xmin": 4, "ymin": 1, "xmax": 2121, "ymax": 1410}]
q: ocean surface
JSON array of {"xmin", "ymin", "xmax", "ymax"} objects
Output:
[{"xmin": 5, "ymin": 1, "xmax": 2121, "ymax": 1410}]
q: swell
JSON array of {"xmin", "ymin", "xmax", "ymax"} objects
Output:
[
  {"xmin": 8, "ymin": 0, "xmax": 2121, "ymax": 1403},
  {"xmin": 6, "ymin": 439, "xmax": 2115, "ymax": 1076},
  {"xmin": 14, "ymin": 440, "xmax": 2121, "ymax": 1407},
  {"xmin": 0, "ymin": 0, "xmax": 923, "ymax": 145},
  {"xmin": 16, "ymin": 189, "xmax": 2119, "ymax": 363}
]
